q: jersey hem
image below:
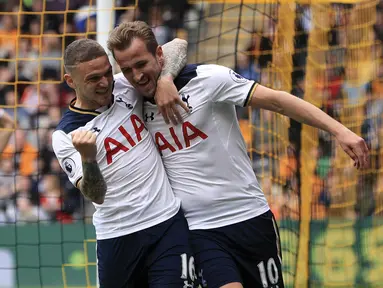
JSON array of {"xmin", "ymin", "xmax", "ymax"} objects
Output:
[
  {"xmin": 95, "ymin": 202, "xmax": 181, "ymax": 240},
  {"xmin": 187, "ymin": 204, "xmax": 270, "ymax": 230}
]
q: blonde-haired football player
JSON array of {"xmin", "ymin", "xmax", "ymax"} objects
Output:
[{"xmin": 108, "ymin": 21, "xmax": 369, "ymax": 288}]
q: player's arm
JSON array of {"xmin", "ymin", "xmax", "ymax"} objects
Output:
[
  {"xmin": 52, "ymin": 129, "xmax": 106, "ymax": 205},
  {"xmin": 205, "ymin": 64, "xmax": 368, "ymax": 169},
  {"xmin": 76, "ymin": 162, "xmax": 106, "ymax": 205},
  {"xmin": 161, "ymin": 38, "xmax": 188, "ymax": 80},
  {"xmin": 71, "ymin": 130, "xmax": 107, "ymax": 205},
  {"xmin": 0, "ymin": 109, "xmax": 15, "ymax": 153},
  {"xmin": 155, "ymin": 38, "xmax": 190, "ymax": 125},
  {"xmin": 248, "ymin": 85, "xmax": 369, "ymax": 169}
]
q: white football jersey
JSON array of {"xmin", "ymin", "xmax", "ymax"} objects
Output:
[
  {"xmin": 143, "ymin": 64, "xmax": 269, "ymax": 230},
  {"xmin": 52, "ymin": 73, "xmax": 180, "ymax": 240}
]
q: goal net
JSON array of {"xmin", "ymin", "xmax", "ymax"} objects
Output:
[{"xmin": 0, "ymin": 0, "xmax": 381, "ymax": 288}]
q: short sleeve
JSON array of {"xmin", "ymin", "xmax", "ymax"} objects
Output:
[
  {"xmin": 203, "ymin": 64, "xmax": 258, "ymax": 107},
  {"xmin": 52, "ymin": 130, "xmax": 83, "ymax": 188}
]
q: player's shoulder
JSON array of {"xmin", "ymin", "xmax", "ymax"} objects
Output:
[
  {"xmin": 178, "ymin": 64, "xmax": 234, "ymax": 84},
  {"xmin": 113, "ymin": 72, "xmax": 135, "ymax": 94},
  {"xmin": 173, "ymin": 63, "xmax": 223, "ymax": 90},
  {"xmin": 55, "ymin": 108, "xmax": 97, "ymax": 134},
  {"xmin": 197, "ymin": 64, "xmax": 250, "ymax": 87},
  {"xmin": 174, "ymin": 64, "xmax": 199, "ymax": 91},
  {"xmin": 196, "ymin": 64, "xmax": 237, "ymax": 78},
  {"xmin": 113, "ymin": 73, "xmax": 140, "ymax": 105}
]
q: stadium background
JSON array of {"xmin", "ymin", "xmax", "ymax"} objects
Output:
[{"xmin": 0, "ymin": 0, "xmax": 382, "ymax": 287}]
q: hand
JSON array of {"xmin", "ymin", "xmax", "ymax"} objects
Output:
[
  {"xmin": 336, "ymin": 128, "xmax": 369, "ymax": 169},
  {"xmin": 155, "ymin": 75, "xmax": 189, "ymax": 125},
  {"xmin": 71, "ymin": 130, "xmax": 97, "ymax": 162},
  {"xmin": 0, "ymin": 109, "xmax": 15, "ymax": 129}
]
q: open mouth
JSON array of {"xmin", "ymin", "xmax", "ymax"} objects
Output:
[
  {"xmin": 138, "ymin": 79, "xmax": 149, "ymax": 87},
  {"xmin": 96, "ymin": 88, "xmax": 109, "ymax": 94}
]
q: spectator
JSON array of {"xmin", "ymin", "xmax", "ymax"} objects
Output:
[
  {"xmin": 2, "ymin": 129, "xmax": 38, "ymax": 176},
  {"xmin": 236, "ymin": 53, "xmax": 260, "ymax": 82},
  {"xmin": 0, "ymin": 14, "xmax": 18, "ymax": 58},
  {"xmin": 0, "ymin": 109, "xmax": 14, "ymax": 153}
]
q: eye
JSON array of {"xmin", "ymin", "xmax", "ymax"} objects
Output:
[
  {"xmin": 136, "ymin": 61, "xmax": 146, "ymax": 68},
  {"xmin": 122, "ymin": 68, "xmax": 132, "ymax": 74},
  {"xmin": 89, "ymin": 77, "xmax": 100, "ymax": 82}
]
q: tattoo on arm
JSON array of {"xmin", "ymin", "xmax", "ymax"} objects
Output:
[
  {"xmin": 79, "ymin": 160, "xmax": 107, "ymax": 204},
  {"xmin": 161, "ymin": 38, "xmax": 188, "ymax": 79}
]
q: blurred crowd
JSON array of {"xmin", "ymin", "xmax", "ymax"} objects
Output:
[
  {"xmin": 236, "ymin": 2, "xmax": 383, "ymax": 220},
  {"xmin": 0, "ymin": 0, "xmax": 382, "ymax": 224}
]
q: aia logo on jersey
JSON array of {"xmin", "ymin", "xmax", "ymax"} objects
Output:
[
  {"xmin": 116, "ymin": 97, "xmax": 133, "ymax": 109},
  {"xmin": 229, "ymin": 69, "xmax": 247, "ymax": 83},
  {"xmin": 181, "ymin": 94, "xmax": 192, "ymax": 111},
  {"xmin": 154, "ymin": 121, "xmax": 208, "ymax": 156},
  {"xmin": 103, "ymin": 114, "xmax": 147, "ymax": 164}
]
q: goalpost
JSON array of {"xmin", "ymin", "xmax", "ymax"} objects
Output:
[{"xmin": 96, "ymin": 0, "xmax": 117, "ymax": 73}]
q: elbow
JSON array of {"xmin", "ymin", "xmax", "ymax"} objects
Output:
[
  {"xmin": 93, "ymin": 197, "xmax": 105, "ymax": 205},
  {"xmin": 174, "ymin": 38, "xmax": 188, "ymax": 46},
  {"xmin": 93, "ymin": 189, "xmax": 106, "ymax": 205},
  {"xmin": 91, "ymin": 191, "xmax": 106, "ymax": 205},
  {"xmin": 174, "ymin": 38, "xmax": 188, "ymax": 58}
]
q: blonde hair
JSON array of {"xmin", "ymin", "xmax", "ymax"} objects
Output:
[{"xmin": 107, "ymin": 21, "xmax": 158, "ymax": 56}]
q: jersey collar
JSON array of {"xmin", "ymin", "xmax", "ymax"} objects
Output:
[
  {"xmin": 68, "ymin": 95, "xmax": 115, "ymax": 115},
  {"xmin": 68, "ymin": 81, "xmax": 116, "ymax": 115}
]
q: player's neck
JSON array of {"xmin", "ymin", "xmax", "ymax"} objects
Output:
[
  {"xmin": 144, "ymin": 97, "xmax": 156, "ymax": 105},
  {"xmin": 74, "ymin": 97, "xmax": 101, "ymax": 111}
]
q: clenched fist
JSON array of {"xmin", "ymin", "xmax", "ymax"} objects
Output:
[{"xmin": 71, "ymin": 130, "xmax": 97, "ymax": 162}]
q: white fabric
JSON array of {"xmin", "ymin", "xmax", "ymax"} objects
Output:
[
  {"xmin": 52, "ymin": 73, "xmax": 180, "ymax": 240},
  {"xmin": 144, "ymin": 64, "xmax": 269, "ymax": 230}
]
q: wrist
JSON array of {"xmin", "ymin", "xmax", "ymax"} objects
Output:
[
  {"xmin": 81, "ymin": 156, "xmax": 97, "ymax": 163},
  {"xmin": 332, "ymin": 124, "xmax": 349, "ymax": 138}
]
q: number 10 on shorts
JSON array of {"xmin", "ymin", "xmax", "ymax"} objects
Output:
[
  {"xmin": 257, "ymin": 258, "xmax": 279, "ymax": 288},
  {"xmin": 181, "ymin": 253, "xmax": 197, "ymax": 286}
]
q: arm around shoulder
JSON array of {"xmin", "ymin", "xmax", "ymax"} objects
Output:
[
  {"xmin": 155, "ymin": 38, "xmax": 190, "ymax": 125},
  {"xmin": 161, "ymin": 38, "xmax": 188, "ymax": 79}
]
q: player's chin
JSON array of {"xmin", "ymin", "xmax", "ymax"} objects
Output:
[
  {"xmin": 139, "ymin": 86, "xmax": 156, "ymax": 99},
  {"xmin": 96, "ymin": 92, "xmax": 112, "ymax": 105}
]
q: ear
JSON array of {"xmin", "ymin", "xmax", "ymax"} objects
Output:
[
  {"xmin": 156, "ymin": 45, "xmax": 164, "ymax": 66},
  {"xmin": 64, "ymin": 73, "xmax": 76, "ymax": 90}
]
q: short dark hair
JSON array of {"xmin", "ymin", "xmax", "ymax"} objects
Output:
[
  {"xmin": 107, "ymin": 21, "xmax": 158, "ymax": 56},
  {"xmin": 64, "ymin": 38, "xmax": 107, "ymax": 73}
]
